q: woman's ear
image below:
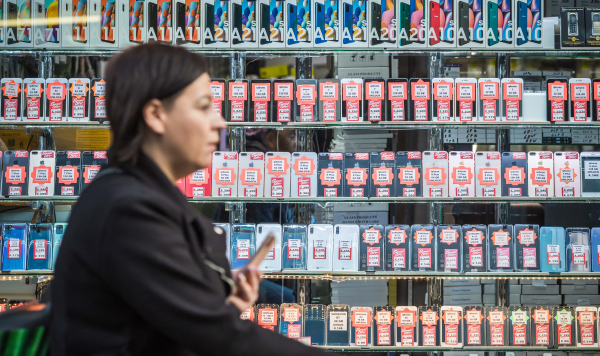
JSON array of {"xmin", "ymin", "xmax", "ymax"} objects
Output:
[{"xmin": 142, "ymin": 99, "xmax": 168, "ymax": 135}]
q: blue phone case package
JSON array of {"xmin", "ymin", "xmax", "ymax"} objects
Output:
[
  {"xmin": 566, "ymin": 227, "xmax": 590, "ymax": 272},
  {"xmin": 304, "ymin": 304, "xmax": 326, "ymax": 345},
  {"xmin": 28, "ymin": 223, "xmax": 53, "ymax": 270},
  {"xmin": 592, "ymin": 227, "xmax": 600, "ymax": 272},
  {"xmin": 280, "ymin": 303, "xmax": 303, "ymax": 338},
  {"xmin": 541, "ymin": 226, "xmax": 565, "ymax": 273},
  {"xmin": 1, "ymin": 223, "xmax": 27, "ymax": 271},
  {"xmin": 282, "ymin": 224, "xmax": 307, "ymax": 270},
  {"xmin": 230, "ymin": 223, "xmax": 256, "ymax": 270},
  {"xmin": 327, "ymin": 304, "xmax": 350, "ymax": 346},
  {"xmin": 53, "ymin": 223, "xmax": 67, "ymax": 269}
]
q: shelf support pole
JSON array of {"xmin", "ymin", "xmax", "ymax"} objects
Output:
[
  {"xmin": 495, "ymin": 53, "xmax": 510, "ymax": 225},
  {"xmin": 228, "ymin": 53, "xmax": 247, "ymax": 225}
]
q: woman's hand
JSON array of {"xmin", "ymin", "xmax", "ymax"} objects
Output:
[{"xmin": 227, "ymin": 266, "xmax": 261, "ymax": 312}]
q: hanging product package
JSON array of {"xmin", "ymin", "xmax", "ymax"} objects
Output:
[
  {"xmin": 280, "ymin": 303, "xmax": 303, "ymax": 338},
  {"xmin": 540, "ymin": 226, "xmax": 566, "ymax": 273},
  {"xmin": 488, "ymin": 224, "xmax": 514, "ymax": 272},
  {"xmin": 531, "ymin": 306, "xmax": 553, "ymax": 347},
  {"xmin": 344, "ymin": 152, "xmax": 370, "ymax": 198},
  {"xmin": 464, "ymin": 306, "xmax": 485, "ymax": 346},
  {"xmin": 462, "ymin": 224, "xmax": 487, "ymax": 272},
  {"xmin": 1, "ymin": 223, "xmax": 28, "ymax": 271},
  {"xmin": 436, "ymin": 225, "xmax": 462, "ymax": 273},
  {"xmin": 370, "ymin": 151, "xmax": 395, "ymax": 197},
  {"xmin": 359, "ymin": 224, "xmax": 384, "ymax": 272},
  {"xmin": 282, "ymin": 224, "xmax": 307, "ymax": 270},
  {"xmin": 418, "ymin": 306, "xmax": 440, "ymax": 346},
  {"xmin": 486, "ymin": 306, "xmax": 508, "ymax": 346},
  {"xmin": 395, "ymin": 306, "xmax": 418, "ymax": 346},
  {"xmin": 395, "ymin": 151, "xmax": 422, "ymax": 197},
  {"xmin": 230, "ymin": 223, "xmax": 256, "ymax": 270},
  {"xmin": 327, "ymin": 305, "xmax": 350, "ymax": 346},
  {"xmin": 333, "ymin": 224, "xmax": 359, "ymax": 272},
  {"xmin": 410, "ymin": 224, "xmax": 435, "ymax": 272},
  {"xmin": 374, "ymin": 306, "xmax": 395, "ymax": 346},
  {"xmin": 317, "ymin": 152, "xmax": 344, "ymax": 197},
  {"xmin": 27, "ymin": 223, "xmax": 53, "ymax": 270},
  {"xmin": 291, "ymin": 152, "xmax": 317, "ymax": 198},
  {"xmin": 508, "ymin": 306, "xmax": 530, "ymax": 346},
  {"xmin": 554, "ymin": 307, "xmax": 575, "ymax": 347},
  {"xmin": 351, "ymin": 307, "xmax": 373, "ymax": 347},
  {"xmin": 441, "ymin": 306, "xmax": 463, "ymax": 347},
  {"xmin": 384, "ymin": 224, "xmax": 410, "ymax": 271},
  {"xmin": 514, "ymin": 224, "xmax": 540, "ymax": 272},
  {"xmin": 304, "ymin": 305, "xmax": 326, "ymax": 345}
]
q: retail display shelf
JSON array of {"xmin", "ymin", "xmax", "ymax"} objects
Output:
[
  {"xmin": 314, "ymin": 346, "xmax": 600, "ymax": 352},
  {"xmin": 0, "ymin": 123, "xmax": 109, "ymax": 129},
  {"xmin": 7, "ymin": 49, "xmax": 600, "ymax": 58},
  {"xmin": 261, "ymin": 271, "xmax": 600, "ymax": 281},
  {"xmin": 186, "ymin": 197, "xmax": 600, "ymax": 204}
]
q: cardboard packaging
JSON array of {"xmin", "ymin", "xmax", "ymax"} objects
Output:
[
  {"xmin": 396, "ymin": 306, "xmax": 418, "ymax": 346},
  {"xmin": 411, "ymin": 224, "xmax": 436, "ymax": 271},
  {"xmin": 282, "ymin": 224, "xmax": 307, "ymax": 270},
  {"xmin": 368, "ymin": 0, "xmax": 397, "ymax": 48},
  {"xmin": 432, "ymin": 77, "xmax": 454, "ymax": 122},
  {"xmin": 386, "ymin": 78, "xmax": 408, "ymax": 121},
  {"xmin": 173, "ymin": 0, "xmax": 203, "ymax": 47},
  {"xmin": 585, "ymin": 7, "xmax": 600, "ymax": 47},
  {"xmin": 327, "ymin": 305, "xmax": 350, "ymax": 346},
  {"xmin": 118, "ymin": 0, "xmax": 146, "ymax": 46},
  {"xmin": 385, "ymin": 224, "xmax": 410, "ymax": 271},
  {"xmin": 340, "ymin": 0, "xmax": 368, "ymax": 48},
  {"xmin": 359, "ymin": 224, "xmax": 384, "ymax": 272},
  {"xmin": 462, "ymin": 224, "xmax": 487, "ymax": 272},
  {"xmin": 230, "ymin": 0, "xmax": 258, "ymax": 48},
  {"xmin": 488, "ymin": 0, "xmax": 513, "ymax": 49},
  {"xmin": 560, "ymin": 7, "xmax": 585, "ymax": 48},
  {"xmin": 427, "ymin": 0, "xmax": 455, "ymax": 48},
  {"xmin": 477, "ymin": 78, "xmax": 500, "ymax": 121},
  {"xmin": 258, "ymin": 0, "xmax": 285, "ymax": 48},
  {"xmin": 395, "ymin": 151, "xmax": 422, "ymax": 197},
  {"xmin": 319, "ymin": 79, "xmax": 341, "ymax": 121},
  {"xmin": 5, "ymin": 0, "xmax": 33, "ymax": 48},
  {"xmin": 333, "ymin": 224, "xmax": 359, "ymax": 271},
  {"xmin": 437, "ymin": 225, "xmax": 462, "ymax": 273},
  {"xmin": 238, "ymin": 152, "xmax": 264, "ymax": 198},
  {"xmin": 202, "ymin": 0, "xmax": 230, "ymax": 47},
  {"xmin": 285, "ymin": 0, "xmax": 313, "ymax": 48},
  {"xmin": 344, "ymin": 152, "xmax": 370, "ymax": 198},
  {"xmin": 291, "ymin": 152, "xmax": 317, "ymax": 198},
  {"xmin": 317, "ymin": 152, "xmax": 344, "ymax": 197},
  {"xmin": 62, "ymin": 0, "xmax": 90, "ymax": 48},
  {"xmin": 313, "ymin": 0, "xmax": 340, "ymax": 47},
  {"xmin": 32, "ymin": 0, "xmax": 61, "ymax": 48},
  {"xmin": 514, "ymin": 0, "xmax": 542, "ymax": 48},
  {"xmin": 89, "ymin": 0, "xmax": 118, "ymax": 48},
  {"xmin": 397, "ymin": 0, "xmax": 426, "ymax": 48},
  {"xmin": 146, "ymin": 0, "xmax": 174, "ymax": 44}
]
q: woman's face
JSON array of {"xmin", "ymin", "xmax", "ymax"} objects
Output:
[{"xmin": 163, "ymin": 73, "xmax": 225, "ymax": 171}]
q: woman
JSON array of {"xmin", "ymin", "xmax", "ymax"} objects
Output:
[{"xmin": 51, "ymin": 43, "xmax": 325, "ymax": 356}]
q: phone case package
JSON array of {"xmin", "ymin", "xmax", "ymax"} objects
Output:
[
  {"xmin": 256, "ymin": 304, "xmax": 280, "ymax": 332},
  {"xmin": 478, "ymin": 78, "xmax": 500, "ymax": 121},
  {"xmin": 368, "ymin": 0, "xmax": 396, "ymax": 48},
  {"xmin": 594, "ymin": 79, "xmax": 600, "ymax": 121},
  {"xmin": 418, "ymin": 307, "xmax": 440, "ymax": 346},
  {"xmin": 387, "ymin": 79, "xmax": 408, "ymax": 121},
  {"xmin": 531, "ymin": 306, "xmax": 553, "ymax": 347},
  {"xmin": 230, "ymin": 223, "xmax": 255, "ymax": 270},
  {"xmin": 395, "ymin": 151, "xmax": 421, "ymax": 197},
  {"xmin": 258, "ymin": 0, "xmax": 285, "ymax": 48},
  {"xmin": 176, "ymin": 178, "xmax": 185, "ymax": 193},
  {"xmin": 186, "ymin": 167, "xmax": 211, "ymax": 198},
  {"xmin": 515, "ymin": 224, "xmax": 540, "ymax": 272},
  {"xmin": 462, "ymin": 224, "xmax": 487, "ymax": 272},
  {"xmin": 486, "ymin": 306, "xmax": 508, "ymax": 346},
  {"xmin": 374, "ymin": 306, "xmax": 395, "ymax": 346},
  {"xmin": 340, "ymin": 0, "xmax": 368, "ymax": 48},
  {"xmin": 455, "ymin": 78, "xmax": 477, "ymax": 122},
  {"xmin": 555, "ymin": 307, "xmax": 575, "ymax": 346},
  {"xmin": 228, "ymin": 79, "xmax": 249, "ymax": 122},
  {"xmin": 547, "ymin": 79, "xmax": 568, "ymax": 122},
  {"xmin": 5, "ymin": 0, "xmax": 34, "ymax": 48},
  {"xmin": 81, "ymin": 151, "xmax": 107, "ymax": 191},
  {"xmin": 593, "ymin": 227, "xmax": 600, "ymax": 272},
  {"xmin": 501, "ymin": 78, "xmax": 523, "ymax": 121},
  {"xmin": 28, "ymin": 224, "xmax": 52, "ymax": 270},
  {"xmin": 90, "ymin": 79, "xmax": 107, "ymax": 122},
  {"xmin": 430, "ymin": 0, "xmax": 455, "ymax": 48},
  {"xmin": 22, "ymin": 78, "xmax": 45, "ymax": 122},
  {"xmin": 384, "ymin": 224, "xmax": 410, "ymax": 271},
  {"xmin": 502, "ymin": 151, "xmax": 527, "ymax": 197},
  {"xmin": 554, "ymin": 152, "xmax": 580, "ymax": 196},
  {"xmin": 3, "ymin": 151, "xmax": 28, "ymax": 197},
  {"xmin": 307, "ymin": 224, "xmax": 332, "ymax": 271},
  {"xmin": 238, "ymin": 152, "xmax": 264, "ymax": 197},
  {"xmin": 285, "ymin": 0, "xmax": 312, "ymax": 47},
  {"xmin": 53, "ymin": 223, "xmax": 66, "ymax": 269},
  {"xmin": 475, "ymin": 152, "xmax": 500, "ymax": 197},
  {"xmin": 1, "ymin": 78, "xmax": 22, "ymax": 122},
  {"xmin": 441, "ymin": 306, "xmax": 463, "ymax": 347},
  {"xmin": 202, "ymin": 0, "xmax": 229, "ymax": 47},
  {"xmin": 508, "ymin": 306, "xmax": 530, "ymax": 346},
  {"xmin": 280, "ymin": 304, "xmax": 303, "ymax": 338},
  {"xmin": 250, "ymin": 79, "xmax": 271, "ymax": 122},
  {"xmin": 55, "ymin": 151, "xmax": 81, "ymax": 196},
  {"xmin": 295, "ymin": 79, "xmax": 317, "ymax": 122},
  {"xmin": 514, "ymin": 0, "xmax": 541, "ymax": 49},
  {"xmin": 449, "ymin": 151, "xmax": 474, "ymax": 197},
  {"xmin": 566, "ymin": 227, "xmax": 590, "ymax": 272},
  {"xmin": 488, "ymin": 0, "xmax": 512, "ymax": 49},
  {"xmin": 317, "ymin": 152, "xmax": 343, "ymax": 197},
  {"xmin": 540, "ymin": 226, "xmax": 565, "ymax": 273},
  {"xmin": 256, "ymin": 223, "xmax": 281, "ymax": 271},
  {"xmin": 304, "ymin": 305, "xmax": 326, "ymax": 346},
  {"xmin": 432, "ymin": 78, "xmax": 454, "ymax": 122},
  {"xmin": 327, "ymin": 305, "xmax": 350, "ymax": 346},
  {"xmin": 282, "ymin": 224, "xmax": 307, "ymax": 270},
  {"xmin": 230, "ymin": 0, "xmax": 258, "ymax": 48},
  {"xmin": 344, "ymin": 152, "xmax": 370, "ymax": 198},
  {"xmin": 318, "ymin": 79, "xmax": 340, "ymax": 121},
  {"xmin": 333, "ymin": 224, "xmax": 359, "ymax": 271},
  {"xmin": 464, "ymin": 306, "xmax": 485, "ymax": 346},
  {"xmin": 209, "ymin": 79, "xmax": 226, "ymax": 119},
  {"xmin": 265, "ymin": 151, "xmax": 291, "ymax": 198},
  {"xmin": 273, "ymin": 79, "xmax": 294, "ymax": 122},
  {"xmin": 411, "ymin": 224, "xmax": 435, "ymax": 272},
  {"xmin": 68, "ymin": 78, "xmax": 90, "ymax": 122},
  {"xmin": 396, "ymin": 306, "xmax": 418, "ymax": 346},
  {"xmin": 341, "ymin": 79, "xmax": 363, "ymax": 122},
  {"xmin": 33, "ymin": 0, "xmax": 61, "ymax": 48},
  {"xmin": 409, "ymin": 78, "xmax": 430, "ymax": 121},
  {"xmin": 528, "ymin": 151, "xmax": 553, "ymax": 197},
  {"xmin": 576, "ymin": 306, "xmax": 598, "ymax": 347},
  {"xmin": 364, "ymin": 78, "xmax": 385, "ymax": 122},
  {"xmin": 212, "ymin": 151, "xmax": 238, "ymax": 197},
  {"xmin": 437, "ymin": 225, "xmax": 462, "ymax": 273},
  {"xmin": 313, "ymin": 0, "xmax": 340, "ymax": 47},
  {"xmin": 214, "ymin": 223, "xmax": 230, "ymax": 261},
  {"xmin": 62, "ymin": 0, "xmax": 90, "ymax": 48},
  {"xmin": 423, "ymin": 151, "xmax": 448, "ymax": 198},
  {"xmin": 89, "ymin": 0, "xmax": 118, "ymax": 48},
  {"xmin": 359, "ymin": 224, "xmax": 384, "ymax": 271},
  {"xmin": 370, "ymin": 151, "xmax": 395, "ymax": 197},
  {"xmin": 351, "ymin": 307, "xmax": 373, "ymax": 347},
  {"xmin": 118, "ymin": 0, "xmax": 146, "ymax": 46},
  {"xmin": 569, "ymin": 78, "xmax": 591, "ymax": 122},
  {"xmin": 488, "ymin": 224, "xmax": 514, "ymax": 271},
  {"xmin": 1, "ymin": 223, "xmax": 27, "ymax": 271},
  {"xmin": 45, "ymin": 78, "xmax": 68, "ymax": 122},
  {"xmin": 291, "ymin": 152, "xmax": 317, "ymax": 198}
]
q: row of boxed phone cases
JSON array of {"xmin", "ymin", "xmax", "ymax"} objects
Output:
[
  {"xmin": 247, "ymin": 304, "xmax": 599, "ymax": 348},
  {"xmin": 0, "ymin": 0, "xmax": 544, "ymax": 50},
  {"xmin": 0, "ymin": 223, "xmax": 65, "ymax": 271},
  {"xmin": 214, "ymin": 77, "xmax": 600, "ymax": 123},
  {"xmin": 0, "ymin": 78, "xmax": 107, "ymax": 122},
  {"xmin": 0, "ymin": 150, "xmax": 107, "ymax": 197},
  {"xmin": 218, "ymin": 223, "xmax": 600, "ymax": 273},
  {"xmin": 205, "ymin": 151, "xmax": 591, "ymax": 199}
]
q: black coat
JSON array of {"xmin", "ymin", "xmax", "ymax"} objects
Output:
[{"xmin": 51, "ymin": 154, "xmax": 325, "ymax": 356}]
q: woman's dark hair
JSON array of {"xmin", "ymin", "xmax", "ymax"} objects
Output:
[{"xmin": 105, "ymin": 43, "xmax": 208, "ymax": 166}]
